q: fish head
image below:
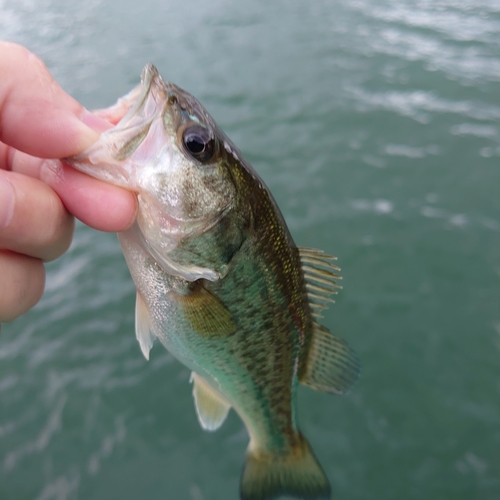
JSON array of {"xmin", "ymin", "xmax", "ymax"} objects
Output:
[{"xmin": 68, "ymin": 64, "xmax": 239, "ymax": 269}]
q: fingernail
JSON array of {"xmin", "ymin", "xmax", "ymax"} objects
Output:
[
  {"xmin": 80, "ymin": 109, "xmax": 114, "ymax": 133},
  {"xmin": 73, "ymin": 109, "xmax": 115, "ymax": 153},
  {"xmin": 64, "ymin": 109, "xmax": 107, "ymax": 153},
  {"xmin": 0, "ymin": 176, "xmax": 15, "ymax": 229}
]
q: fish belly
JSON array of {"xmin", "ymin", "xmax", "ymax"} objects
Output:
[{"xmin": 120, "ymin": 230, "xmax": 301, "ymax": 453}]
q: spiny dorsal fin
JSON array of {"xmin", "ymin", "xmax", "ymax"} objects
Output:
[
  {"xmin": 135, "ymin": 291, "xmax": 156, "ymax": 360},
  {"xmin": 300, "ymin": 322, "xmax": 360, "ymax": 395},
  {"xmin": 171, "ymin": 283, "xmax": 236, "ymax": 338},
  {"xmin": 299, "ymin": 247, "xmax": 342, "ymax": 319},
  {"xmin": 191, "ymin": 372, "xmax": 231, "ymax": 431}
]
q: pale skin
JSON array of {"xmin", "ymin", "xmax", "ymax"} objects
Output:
[{"xmin": 0, "ymin": 42, "xmax": 137, "ymax": 322}]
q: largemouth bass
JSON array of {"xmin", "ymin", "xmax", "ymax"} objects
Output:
[{"xmin": 68, "ymin": 64, "xmax": 359, "ymax": 500}]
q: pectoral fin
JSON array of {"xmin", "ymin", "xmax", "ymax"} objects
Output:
[
  {"xmin": 171, "ymin": 283, "xmax": 236, "ymax": 338},
  {"xmin": 299, "ymin": 322, "xmax": 360, "ymax": 395},
  {"xmin": 191, "ymin": 372, "xmax": 231, "ymax": 431},
  {"xmin": 135, "ymin": 291, "xmax": 156, "ymax": 360}
]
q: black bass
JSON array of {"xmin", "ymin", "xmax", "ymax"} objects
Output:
[{"xmin": 68, "ymin": 64, "xmax": 359, "ymax": 500}]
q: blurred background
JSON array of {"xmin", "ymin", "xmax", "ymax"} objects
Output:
[{"xmin": 1, "ymin": 0, "xmax": 499, "ymax": 498}]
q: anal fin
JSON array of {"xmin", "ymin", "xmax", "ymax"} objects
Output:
[
  {"xmin": 135, "ymin": 291, "xmax": 156, "ymax": 360},
  {"xmin": 191, "ymin": 372, "xmax": 231, "ymax": 432},
  {"xmin": 300, "ymin": 322, "xmax": 360, "ymax": 395}
]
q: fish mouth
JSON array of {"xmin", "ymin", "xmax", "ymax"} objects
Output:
[
  {"xmin": 120, "ymin": 64, "xmax": 163, "ymax": 125},
  {"xmin": 66, "ymin": 64, "xmax": 170, "ymax": 189}
]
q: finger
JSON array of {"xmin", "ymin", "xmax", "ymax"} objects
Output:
[
  {"xmin": 3, "ymin": 149, "xmax": 137, "ymax": 232},
  {"xmin": 44, "ymin": 161, "xmax": 138, "ymax": 232},
  {"xmin": 0, "ymin": 170, "xmax": 74, "ymax": 261},
  {"xmin": 0, "ymin": 250, "xmax": 45, "ymax": 322},
  {"xmin": 0, "ymin": 42, "xmax": 99, "ymax": 158},
  {"xmin": 91, "ymin": 89, "xmax": 140, "ymax": 125}
]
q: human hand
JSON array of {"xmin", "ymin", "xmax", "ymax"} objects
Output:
[{"xmin": 0, "ymin": 42, "xmax": 137, "ymax": 322}]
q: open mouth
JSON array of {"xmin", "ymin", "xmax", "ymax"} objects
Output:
[{"xmin": 66, "ymin": 65, "xmax": 169, "ymax": 189}]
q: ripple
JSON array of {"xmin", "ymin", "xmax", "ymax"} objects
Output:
[
  {"xmin": 385, "ymin": 144, "xmax": 440, "ymax": 158},
  {"xmin": 0, "ymin": 375, "xmax": 18, "ymax": 393},
  {"xmin": 35, "ymin": 469, "xmax": 80, "ymax": 500},
  {"xmin": 361, "ymin": 2, "xmax": 500, "ymax": 42},
  {"xmin": 44, "ymin": 255, "xmax": 90, "ymax": 294},
  {"xmin": 479, "ymin": 146, "xmax": 500, "ymax": 157},
  {"xmin": 450, "ymin": 123, "xmax": 498, "ymax": 138},
  {"xmin": 351, "ymin": 199, "xmax": 395, "ymax": 215},
  {"xmin": 350, "ymin": 87, "xmax": 500, "ymax": 122},
  {"xmin": 0, "ymin": 0, "xmax": 21, "ymax": 39},
  {"xmin": 342, "ymin": 0, "xmax": 500, "ymax": 83},
  {"xmin": 3, "ymin": 395, "xmax": 67, "ymax": 472},
  {"xmin": 87, "ymin": 416, "xmax": 126, "ymax": 475},
  {"xmin": 419, "ymin": 205, "xmax": 500, "ymax": 231},
  {"xmin": 376, "ymin": 29, "xmax": 500, "ymax": 83}
]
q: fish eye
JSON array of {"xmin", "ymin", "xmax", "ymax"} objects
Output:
[{"xmin": 182, "ymin": 125, "xmax": 216, "ymax": 163}]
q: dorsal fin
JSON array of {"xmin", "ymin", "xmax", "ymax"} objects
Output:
[
  {"xmin": 299, "ymin": 322, "xmax": 360, "ymax": 394},
  {"xmin": 191, "ymin": 372, "xmax": 231, "ymax": 431},
  {"xmin": 299, "ymin": 247, "xmax": 342, "ymax": 319},
  {"xmin": 135, "ymin": 291, "xmax": 156, "ymax": 360}
]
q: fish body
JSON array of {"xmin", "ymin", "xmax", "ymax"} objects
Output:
[{"xmin": 68, "ymin": 65, "xmax": 359, "ymax": 500}]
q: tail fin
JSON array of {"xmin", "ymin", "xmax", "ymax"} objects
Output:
[{"xmin": 240, "ymin": 433, "xmax": 331, "ymax": 500}]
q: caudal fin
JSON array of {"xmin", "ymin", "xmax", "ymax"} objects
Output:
[{"xmin": 240, "ymin": 433, "xmax": 331, "ymax": 500}]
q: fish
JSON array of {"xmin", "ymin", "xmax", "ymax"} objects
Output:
[{"xmin": 67, "ymin": 64, "xmax": 360, "ymax": 500}]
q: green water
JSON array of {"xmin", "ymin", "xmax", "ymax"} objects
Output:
[{"xmin": 1, "ymin": 0, "xmax": 500, "ymax": 498}]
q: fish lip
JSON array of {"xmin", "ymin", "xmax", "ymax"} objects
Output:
[
  {"xmin": 119, "ymin": 63, "xmax": 164, "ymax": 127},
  {"xmin": 64, "ymin": 151, "xmax": 133, "ymax": 188}
]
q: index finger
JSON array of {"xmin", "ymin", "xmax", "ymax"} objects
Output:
[{"xmin": 0, "ymin": 42, "xmax": 99, "ymax": 158}]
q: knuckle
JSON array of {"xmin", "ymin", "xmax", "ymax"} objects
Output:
[
  {"xmin": 0, "ymin": 252, "xmax": 45, "ymax": 322},
  {"xmin": 0, "ymin": 172, "xmax": 75, "ymax": 261},
  {"xmin": 41, "ymin": 192, "xmax": 74, "ymax": 261}
]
